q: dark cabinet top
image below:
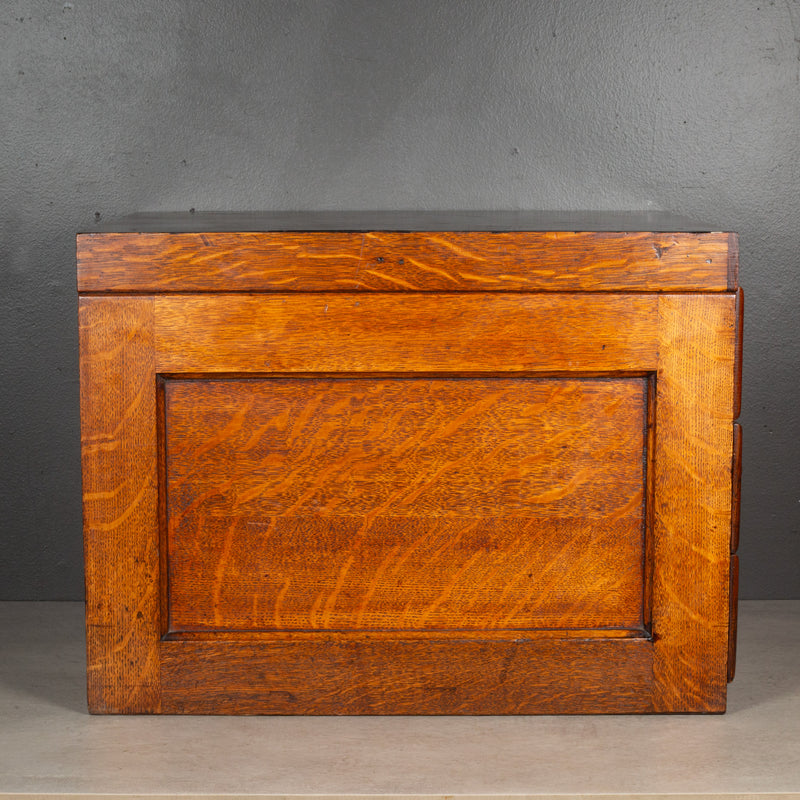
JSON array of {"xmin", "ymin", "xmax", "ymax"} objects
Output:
[{"xmin": 86, "ymin": 210, "xmax": 724, "ymax": 234}]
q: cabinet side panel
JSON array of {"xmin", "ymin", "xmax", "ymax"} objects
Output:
[
  {"xmin": 79, "ymin": 296, "xmax": 160, "ymax": 713},
  {"xmin": 652, "ymin": 294, "xmax": 736, "ymax": 711}
]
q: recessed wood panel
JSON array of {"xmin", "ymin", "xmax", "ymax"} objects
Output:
[{"xmin": 165, "ymin": 376, "xmax": 647, "ymax": 634}]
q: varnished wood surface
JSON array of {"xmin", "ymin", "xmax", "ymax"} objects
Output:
[
  {"xmin": 79, "ymin": 297, "xmax": 160, "ymax": 713},
  {"xmin": 163, "ymin": 626, "xmax": 644, "ymax": 642},
  {"xmin": 153, "ymin": 293, "xmax": 660, "ymax": 374},
  {"xmin": 728, "ymin": 555, "xmax": 740, "ymax": 683},
  {"xmin": 734, "ymin": 287, "xmax": 744, "ymax": 418},
  {"xmin": 730, "ymin": 286, "xmax": 743, "ymax": 681},
  {"xmin": 77, "ymin": 219, "xmax": 740, "ymax": 714},
  {"xmin": 732, "ymin": 423, "xmax": 742, "ymax": 554},
  {"xmin": 164, "ymin": 377, "xmax": 646, "ymax": 633},
  {"xmin": 651, "ymin": 293, "xmax": 736, "ymax": 711},
  {"xmin": 728, "ymin": 233, "xmax": 740, "ymax": 298},
  {"xmin": 729, "ymin": 424, "xmax": 742, "ymax": 682},
  {"xmin": 84, "ymin": 209, "xmax": 724, "ymax": 233},
  {"xmin": 159, "ymin": 637, "xmax": 654, "ymax": 714},
  {"xmin": 78, "ymin": 229, "xmax": 734, "ymax": 293},
  {"xmin": 78, "ymin": 291, "xmax": 738, "ymax": 714}
]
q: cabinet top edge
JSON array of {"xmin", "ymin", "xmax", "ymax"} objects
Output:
[{"xmin": 80, "ymin": 210, "xmax": 731, "ymax": 235}]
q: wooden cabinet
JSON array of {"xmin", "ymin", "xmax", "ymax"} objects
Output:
[{"xmin": 78, "ymin": 211, "xmax": 742, "ymax": 714}]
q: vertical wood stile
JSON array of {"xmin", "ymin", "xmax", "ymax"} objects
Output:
[
  {"xmin": 652, "ymin": 294, "xmax": 736, "ymax": 711},
  {"xmin": 79, "ymin": 296, "xmax": 160, "ymax": 712}
]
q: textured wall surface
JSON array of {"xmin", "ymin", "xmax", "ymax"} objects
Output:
[{"xmin": 1, "ymin": 0, "xmax": 798, "ymax": 599}]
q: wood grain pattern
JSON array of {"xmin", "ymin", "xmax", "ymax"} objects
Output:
[
  {"xmin": 734, "ymin": 287, "xmax": 744, "ymax": 418},
  {"xmin": 78, "ymin": 221, "xmax": 740, "ymax": 715},
  {"xmin": 731, "ymin": 423, "xmax": 742, "ymax": 554},
  {"xmin": 159, "ymin": 637, "xmax": 654, "ymax": 714},
  {"xmin": 728, "ymin": 554, "xmax": 739, "ymax": 683},
  {"xmin": 651, "ymin": 293, "xmax": 736, "ymax": 712},
  {"xmin": 728, "ymin": 232, "xmax": 740, "ymax": 292},
  {"xmin": 164, "ymin": 377, "xmax": 646, "ymax": 633},
  {"xmin": 79, "ymin": 297, "xmax": 160, "ymax": 713},
  {"xmin": 78, "ymin": 230, "xmax": 733, "ymax": 293},
  {"xmin": 154, "ymin": 293, "xmax": 659, "ymax": 374}
]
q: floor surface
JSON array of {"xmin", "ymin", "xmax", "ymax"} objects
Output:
[{"xmin": 1, "ymin": 600, "xmax": 799, "ymax": 799}]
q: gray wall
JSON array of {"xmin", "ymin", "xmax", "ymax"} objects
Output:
[{"xmin": 1, "ymin": 0, "xmax": 798, "ymax": 600}]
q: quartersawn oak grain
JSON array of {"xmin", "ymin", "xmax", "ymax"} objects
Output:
[
  {"xmin": 78, "ymin": 229, "xmax": 733, "ymax": 293},
  {"xmin": 651, "ymin": 293, "xmax": 736, "ymax": 712},
  {"xmin": 78, "ymin": 217, "xmax": 740, "ymax": 715},
  {"xmin": 79, "ymin": 296, "xmax": 160, "ymax": 713},
  {"xmin": 153, "ymin": 293, "xmax": 660, "ymax": 374},
  {"xmin": 734, "ymin": 287, "xmax": 744, "ymax": 419},
  {"xmin": 164, "ymin": 376, "xmax": 647, "ymax": 634},
  {"xmin": 160, "ymin": 637, "xmax": 655, "ymax": 715},
  {"xmin": 731, "ymin": 423, "xmax": 742, "ymax": 554},
  {"xmin": 728, "ymin": 554, "xmax": 739, "ymax": 683}
]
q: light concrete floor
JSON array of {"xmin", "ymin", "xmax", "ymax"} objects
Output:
[{"xmin": 0, "ymin": 600, "xmax": 798, "ymax": 799}]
